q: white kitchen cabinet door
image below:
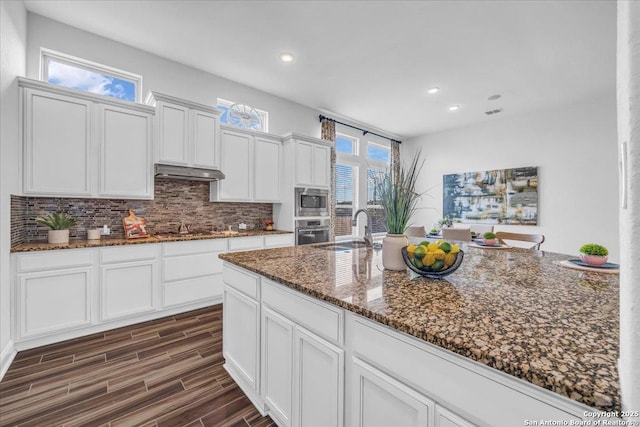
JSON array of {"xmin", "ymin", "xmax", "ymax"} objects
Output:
[
  {"xmin": 191, "ymin": 109, "xmax": 220, "ymax": 168},
  {"xmin": 223, "ymin": 285, "xmax": 260, "ymax": 393},
  {"xmin": 18, "ymin": 267, "xmax": 92, "ymax": 339},
  {"xmin": 218, "ymin": 129, "xmax": 253, "ymax": 201},
  {"xmin": 98, "ymin": 104, "xmax": 153, "ymax": 199},
  {"xmin": 157, "ymin": 101, "xmax": 190, "ymax": 165},
  {"xmin": 295, "ymin": 141, "xmax": 314, "ymax": 187},
  {"xmin": 23, "ymin": 88, "xmax": 92, "ymax": 196},
  {"xmin": 262, "ymin": 306, "xmax": 294, "ymax": 427},
  {"xmin": 352, "ymin": 358, "xmax": 434, "ymax": 427},
  {"xmin": 294, "ymin": 327, "xmax": 344, "ymax": 427},
  {"xmin": 311, "ymin": 144, "xmax": 330, "ymax": 188},
  {"xmin": 435, "ymin": 406, "xmax": 475, "ymax": 427},
  {"xmin": 254, "ymin": 136, "xmax": 282, "ymax": 202},
  {"xmin": 100, "ymin": 260, "xmax": 156, "ymax": 321}
]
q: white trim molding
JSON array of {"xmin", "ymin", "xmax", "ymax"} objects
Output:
[{"xmin": 0, "ymin": 339, "xmax": 16, "ymax": 381}]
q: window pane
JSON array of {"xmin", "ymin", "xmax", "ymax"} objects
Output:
[
  {"xmin": 47, "ymin": 60, "xmax": 136, "ymax": 102},
  {"xmin": 367, "ymin": 169, "xmax": 387, "ymax": 233},
  {"xmin": 217, "ymin": 104, "xmax": 229, "ymax": 124},
  {"xmin": 367, "ymin": 143, "xmax": 390, "ymax": 163},
  {"xmin": 335, "ymin": 164, "xmax": 355, "ymax": 237},
  {"xmin": 336, "ymin": 135, "xmax": 354, "ymax": 154}
]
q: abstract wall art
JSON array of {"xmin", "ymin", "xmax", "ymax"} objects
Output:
[{"xmin": 443, "ymin": 166, "xmax": 538, "ymax": 225}]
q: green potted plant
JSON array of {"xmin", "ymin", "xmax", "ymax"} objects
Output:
[
  {"xmin": 437, "ymin": 216, "xmax": 453, "ymax": 229},
  {"xmin": 482, "ymin": 231, "xmax": 497, "ymax": 246},
  {"xmin": 375, "ymin": 150, "xmax": 425, "ymax": 270},
  {"xmin": 579, "ymin": 243, "xmax": 608, "ymax": 267},
  {"xmin": 35, "ymin": 212, "xmax": 77, "ymax": 244}
]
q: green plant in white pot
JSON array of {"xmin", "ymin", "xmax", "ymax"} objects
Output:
[
  {"xmin": 35, "ymin": 212, "xmax": 77, "ymax": 244},
  {"xmin": 375, "ymin": 151, "xmax": 425, "ymax": 270}
]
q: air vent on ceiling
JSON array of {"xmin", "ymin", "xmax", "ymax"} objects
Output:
[{"xmin": 485, "ymin": 108, "xmax": 504, "ymax": 116}]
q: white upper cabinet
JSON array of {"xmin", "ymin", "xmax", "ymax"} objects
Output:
[
  {"xmin": 146, "ymin": 92, "xmax": 221, "ymax": 169},
  {"xmin": 291, "ymin": 136, "xmax": 331, "ymax": 189},
  {"xmin": 20, "ymin": 78, "xmax": 155, "ymax": 199},
  {"xmin": 23, "ymin": 87, "xmax": 92, "ymax": 196},
  {"xmin": 98, "ymin": 104, "xmax": 153, "ymax": 198},
  {"xmin": 211, "ymin": 126, "xmax": 282, "ymax": 203}
]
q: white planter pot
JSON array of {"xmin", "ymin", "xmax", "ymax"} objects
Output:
[
  {"xmin": 48, "ymin": 229, "xmax": 70, "ymax": 244},
  {"xmin": 382, "ymin": 233, "xmax": 408, "ymax": 271}
]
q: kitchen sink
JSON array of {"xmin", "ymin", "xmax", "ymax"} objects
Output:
[{"xmin": 317, "ymin": 241, "xmax": 369, "ymax": 251}]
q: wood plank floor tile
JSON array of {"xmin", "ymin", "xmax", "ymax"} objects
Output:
[{"xmin": 0, "ymin": 304, "xmax": 274, "ymax": 427}]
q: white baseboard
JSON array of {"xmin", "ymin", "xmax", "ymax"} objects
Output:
[{"xmin": 0, "ymin": 339, "xmax": 16, "ymax": 381}]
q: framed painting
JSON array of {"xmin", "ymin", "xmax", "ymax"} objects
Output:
[{"xmin": 443, "ymin": 166, "xmax": 538, "ymax": 225}]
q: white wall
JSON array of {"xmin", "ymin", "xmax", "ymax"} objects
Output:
[
  {"xmin": 0, "ymin": 0, "xmax": 27, "ymax": 375},
  {"xmin": 402, "ymin": 92, "xmax": 619, "ymax": 261},
  {"xmin": 26, "ymin": 13, "xmax": 321, "ymax": 137},
  {"xmin": 617, "ymin": 0, "xmax": 640, "ymax": 413}
]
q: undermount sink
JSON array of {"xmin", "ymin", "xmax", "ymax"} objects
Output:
[{"xmin": 317, "ymin": 241, "xmax": 369, "ymax": 251}]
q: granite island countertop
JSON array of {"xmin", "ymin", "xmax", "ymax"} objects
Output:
[
  {"xmin": 219, "ymin": 242, "xmax": 620, "ymax": 412},
  {"xmin": 10, "ymin": 229, "xmax": 293, "ymax": 252}
]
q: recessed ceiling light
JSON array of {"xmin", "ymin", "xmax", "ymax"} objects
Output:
[
  {"xmin": 279, "ymin": 52, "xmax": 294, "ymax": 63},
  {"xmin": 427, "ymin": 87, "xmax": 439, "ymax": 94},
  {"xmin": 449, "ymin": 105, "xmax": 459, "ymax": 111},
  {"xmin": 488, "ymin": 94, "xmax": 501, "ymax": 101}
]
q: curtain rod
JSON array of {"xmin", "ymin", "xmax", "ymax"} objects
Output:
[{"xmin": 319, "ymin": 114, "xmax": 401, "ymax": 144}]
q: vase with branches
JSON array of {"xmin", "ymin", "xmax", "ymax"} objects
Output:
[{"xmin": 375, "ymin": 150, "xmax": 425, "ymax": 270}]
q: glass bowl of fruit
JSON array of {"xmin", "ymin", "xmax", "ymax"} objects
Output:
[{"xmin": 401, "ymin": 240, "xmax": 464, "ymax": 279}]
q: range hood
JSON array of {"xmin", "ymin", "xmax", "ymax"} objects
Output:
[{"xmin": 154, "ymin": 164, "xmax": 225, "ymax": 181}]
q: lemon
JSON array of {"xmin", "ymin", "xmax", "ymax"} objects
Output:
[
  {"xmin": 427, "ymin": 242, "xmax": 440, "ymax": 252},
  {"xmin": 439, "ymin": 242, "xmax": 452, "ymax": 253},
  {"xmin": 436, "ymin": 239, "xmax": 445, "ymax": 245},
  {"xmin": 407, "ymin": 244, "xmax": 416, "ymax": 253},
  {"xmin": 433, "ymin": 248, "xmax": 446, "ymax": 260},
  {"xmin": 450, "ymin": 244, "xmax": 460, "ymax": 254},
  {"xmin": 444, "ymin": 253, "xmax": 457, "ymax": 267},
  {"xmin": 422, "ymin": 253, "xmax": 436, "ymax": 267},
  {"xmin": 414, "ymin": 245, "xmax": 426, "ymax": 259}
]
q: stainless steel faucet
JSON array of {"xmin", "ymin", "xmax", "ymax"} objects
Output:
[{"xmin": 352, "ymin": 209, "xmax": 373, "ymax": 247}]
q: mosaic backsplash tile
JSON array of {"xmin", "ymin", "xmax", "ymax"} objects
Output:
[{"xmin": 11, "ymin": 178, "xmax": 275, "ymax": 245}]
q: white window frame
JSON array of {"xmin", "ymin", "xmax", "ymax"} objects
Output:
[
  {"xmin": 335, "ymin": 131, "xmax": 391, "ymax": 240},
  {"xmin": 40, "ymin": 48, "xmax": 142, "ymax": 102},
  {"xmin": 216, "ymin": 98, "xmax": 269, "ymax": 133}
]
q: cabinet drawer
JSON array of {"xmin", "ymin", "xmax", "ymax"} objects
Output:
[
  {"xmin": 162, "ymin": 239, "xmax": 228, "ymax": 256},
  {"xmin": 222, "ymin": 264, "xmax": 259, "ymax": 299},
  {"xmin": 264, "ymin": 234, "xmax": 294, "ymax": 248},
  {"xmin": 100, "ymin": 244, "xmax": 157, "ymax": 264},
  {"xmin": 228, "ymin": 236, "xmax": 263, "ymax": 252},
  {"xmin": 163, "ymin": 252, "xmax": 223, "ymax": 282},
  {"xmin": 163, "ymin": 275, "xmax": 222, "ymax": 307},
  {"xmin": 262, "ymin": 278, "xmax": 342, "ymax": 345},
  {"xmin": 16, "ymin": 250, "xmax": 93, "ymax": 273},
  {"xmin": 351, "ymin": 316, "xmax": 580, "ymax": 426}
]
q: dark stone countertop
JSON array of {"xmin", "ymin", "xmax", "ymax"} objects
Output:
[
  {"xmin": 219, "ymin": 242, "xmax": 620, "ymax": 412},
  {"xmin": 10, "ymin": 230, "xmax": 293, "ymax": 253}
]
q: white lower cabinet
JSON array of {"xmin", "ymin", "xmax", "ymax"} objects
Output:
[
  {"xmin": 294, "ymin": 327, "xmax": 344, "ymax": 427},
  {"xmin": 162, "ymin": 239, "xmax": 226, "ymax": 307},
  {"xmin": 100, "ymin": 245, "xmax": 157, "ymax": 321},
  {"xmin": 223, "ymin": 284, "xmax": 262, "ymax": 408},
  {"xmin": 262, "ymin": 307, "xmax": 294, "ymax": 426},
  {"xmin": 18, "ymin": 266, "xmax": 93, "ymax": 338},
  {"xmin": 352, "ymin": 358, "xmax": 434, "ymax": 427}
]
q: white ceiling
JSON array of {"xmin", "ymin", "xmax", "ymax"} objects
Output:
[{"xmin": 23, "ymin": 0, "xmax": 616, "ymax": 139}]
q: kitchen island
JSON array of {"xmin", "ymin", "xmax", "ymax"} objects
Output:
[{"xmin": 219, "ymin": 242, "xmax": 620, "ymax": 427}]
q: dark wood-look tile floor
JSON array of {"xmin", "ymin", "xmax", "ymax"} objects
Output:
[{"xmin": 0, "ymin": 305, "xmax": 275, "ymax": 427}]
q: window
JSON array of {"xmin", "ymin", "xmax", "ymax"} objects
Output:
[
  {"xmin": 335, "ymin": 132, "xmax": 391, "ymax": 239},
  {"xmin": 41, "ymin": 48, "xmax": 141, "ymax": 102},
  {"xmin": 336, "ymin": 134, "xmax": 356, "ymax": 154},
  {"xmin": 217, "ymin": 98, "xmax": 269, "ymax": 132},
  {"xmin": 335, "ymin": 164, "xmax": 356, "ymax": 237}
]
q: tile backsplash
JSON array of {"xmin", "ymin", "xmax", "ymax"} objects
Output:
[{"xmin": 11, "ymin": 178, "xmax": 276, "ymax": 245}]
